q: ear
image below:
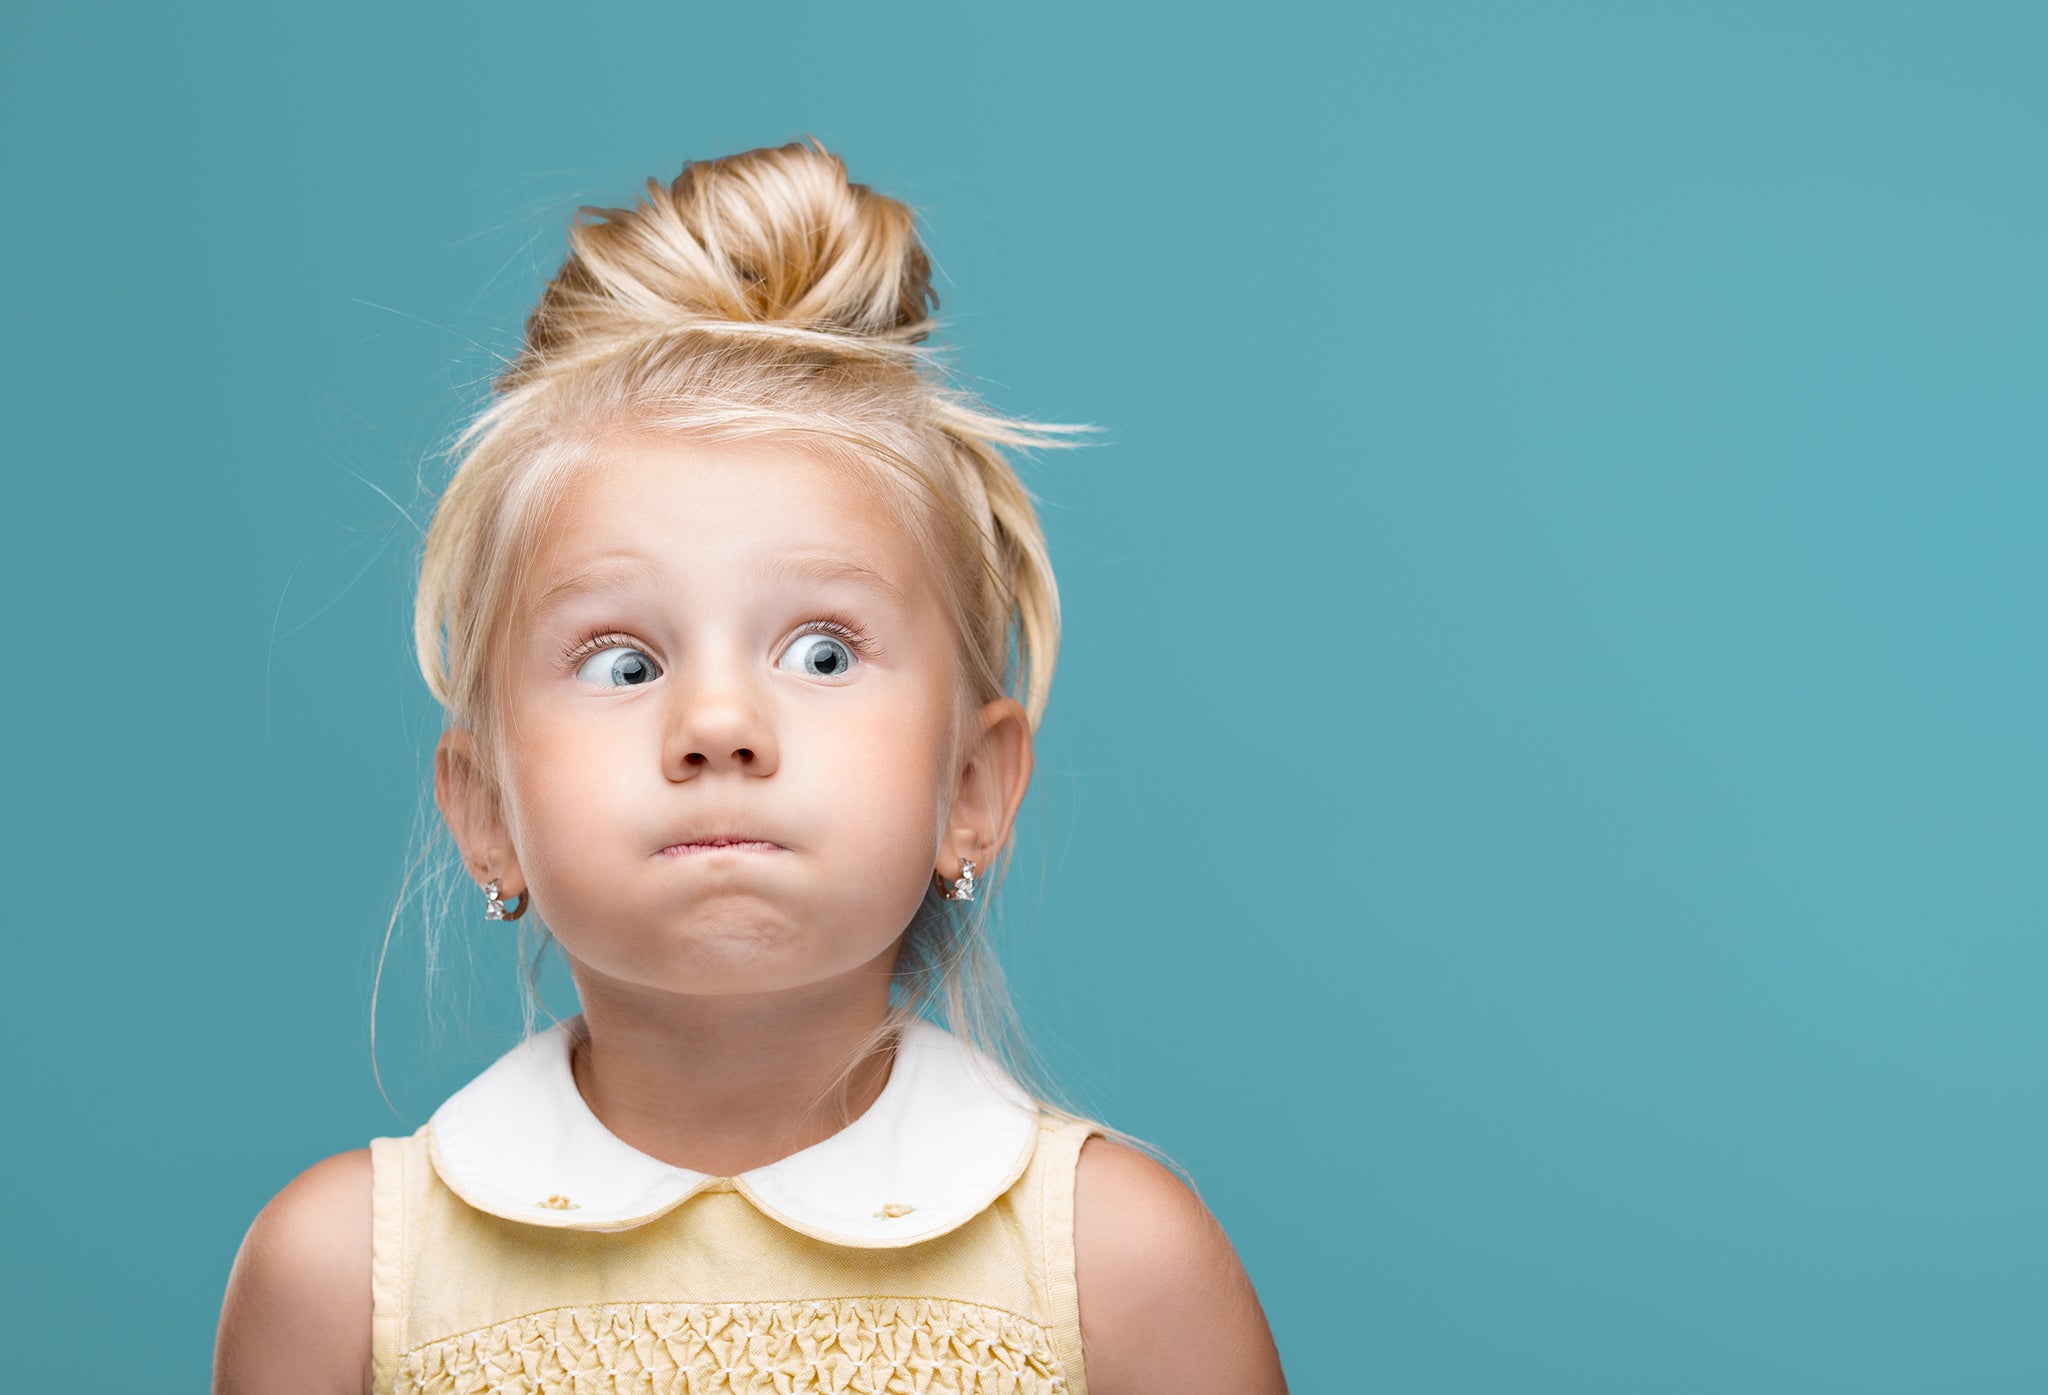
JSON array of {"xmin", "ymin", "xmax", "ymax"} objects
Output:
[
  {"xmin": 937, "ymin": 696, "xmax": 1034, "ymax": 885},
  {"xmin": 434, "ymin": 726, "xmax": 523, "ymax": 896}
]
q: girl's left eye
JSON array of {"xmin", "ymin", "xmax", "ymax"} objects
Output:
[
  {"xmin": 777, "ymin": 625, "xmax": 864, "ymax": 680},
  {"xmin": 571, "ymin": 643, "xmax": 662, "ymax": 689}
]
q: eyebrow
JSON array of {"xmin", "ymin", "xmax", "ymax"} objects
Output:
[
  {"xmin": 528, "ymin": 554, "xmax": 661, "ymax": 620},
  {"xmin": 528, "ymin": 550, "xmax": 907, "ymax": 620},
  {"xmin": 765, "ymin": 553, "xmax": 909, "ymax": 606}
]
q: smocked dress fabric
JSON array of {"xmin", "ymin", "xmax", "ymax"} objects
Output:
[{"xmin": 370, "ymin": 1014, "xmax": 1105, "ymax": 1395}]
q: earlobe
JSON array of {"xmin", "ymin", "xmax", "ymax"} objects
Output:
[
  {"xmin": 936, "ymin": 697, "xmax": 1034, "ymax": 891},
  {"xmin": 434, "ymin": 727, "xmax": 524, "ymax": 895}
]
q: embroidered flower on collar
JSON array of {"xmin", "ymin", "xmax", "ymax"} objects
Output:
[{"xmin": 425, "ymin": 1015, "xmax": 1040, "ymax": 1247}]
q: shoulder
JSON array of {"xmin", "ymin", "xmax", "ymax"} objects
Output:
[
  {"xmin": 213, "ymin": 1147, "xmax": 374, "ymax": 1395},
  {"xmin": 1071, "ymin": 1134, "xmax": 1289, "ymax": 1394}
]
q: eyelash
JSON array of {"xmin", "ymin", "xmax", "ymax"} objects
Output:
[{"xmin": 556, "ymin": 616, "xmax": 881, "ymax": 672}]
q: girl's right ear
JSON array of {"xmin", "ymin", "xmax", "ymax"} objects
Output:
[{"xmin": 434, "ymin": 727, "xmax": 521, "ymax": 891}]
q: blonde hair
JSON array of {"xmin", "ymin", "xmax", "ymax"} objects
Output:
[{"xmin": 383, "ymin": 140, "xmax": 1172, "ymax": 1173}]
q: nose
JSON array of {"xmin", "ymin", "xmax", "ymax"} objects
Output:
[{"xmin": 662, "ymin": 653, "xmax": 779, "ymax": 779}]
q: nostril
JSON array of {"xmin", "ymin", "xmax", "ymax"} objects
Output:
[{"xmin": 735, "ymin": 748, "xmax": 753, "ymax": 762}]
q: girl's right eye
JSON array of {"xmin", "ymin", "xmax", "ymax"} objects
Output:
[{"xmin": 572, "ymin": 643, "xmax": 662, "ymax": 689}]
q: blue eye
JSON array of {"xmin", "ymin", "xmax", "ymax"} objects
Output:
[
  {"xmin": 778, "ymin": 631, "xmax": 858, "ymax": 679},
  {"xmin": 574, "ymin": 645, "xmax": 661, "ymax": 689}
]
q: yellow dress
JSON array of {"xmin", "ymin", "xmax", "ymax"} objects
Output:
[{"xmin": 369, "ymin": 1014, "xmax": 1106, "ymax": 1395}]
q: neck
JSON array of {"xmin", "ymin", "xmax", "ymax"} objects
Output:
[{"xmin": 562, "ymin": 944, "xmax": 903, "ymax": 1178}]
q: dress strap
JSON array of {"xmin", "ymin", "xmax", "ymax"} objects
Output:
[
  {"xmin": 368, "ymin": 1130, "xmax": 419, "ymax": 1395},
  {"xmin": 1040, "ymin": 1116, "xmax": 1107, "ymax": 1395}
]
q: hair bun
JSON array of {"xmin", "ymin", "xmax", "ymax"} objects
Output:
[{"xmin": 515, "ymin": 141, "xmax": 937, "ymax": 374}]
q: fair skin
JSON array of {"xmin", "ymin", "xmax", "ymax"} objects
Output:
[{"xmin": 213, "ymin": 433, "xmax": 1288, "ymax": 1394}]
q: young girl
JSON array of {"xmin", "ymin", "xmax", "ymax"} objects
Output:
[{"xmin": 214, "ymin": 141, "xmax": 1289, "ymax": 1395}]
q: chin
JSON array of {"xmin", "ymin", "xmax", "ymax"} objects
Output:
[{"xmin": 602, "ymin": 923, "xmax": 888, "ymax": 998}]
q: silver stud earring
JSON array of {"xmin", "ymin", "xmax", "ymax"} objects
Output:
[
  {"xmin": 937, "ymin": 858, "xmax": 977, "ymax": 902},
  {"xmin": 483, "ymin": 876, "xmax": 528, "ymax": 921}
]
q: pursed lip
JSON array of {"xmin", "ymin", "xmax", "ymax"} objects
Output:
[{"xmin": 656, "ymin": 834, "xmax": 787, "ymax": 855}]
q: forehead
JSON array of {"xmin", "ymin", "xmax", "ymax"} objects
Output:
[{"xmin": 521, "ymin": 433, "xmax": 929, "ymax": 613}]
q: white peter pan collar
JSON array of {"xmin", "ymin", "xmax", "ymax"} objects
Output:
[{"xmin": 425, "ymin": 1014, "xmax": 1041, "ymax": 1247}]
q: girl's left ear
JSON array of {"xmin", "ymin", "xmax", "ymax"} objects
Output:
[{"xmin": 938, "ymin": 696, "xmax": 1034, "ymax": 879}]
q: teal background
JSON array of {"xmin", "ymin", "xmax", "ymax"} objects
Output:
[{"xmin": 5, "ymin": 2, "xmax": 2042, "ymax": 1389}]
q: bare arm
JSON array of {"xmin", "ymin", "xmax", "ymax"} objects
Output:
[
  {"xmin": 1073, "ymin": 1137, "xmax": 1289, "ymax": 1395},
  {"xmin": 213, "ymin": 1148, "xmax": 375, "ymax": 1395}
]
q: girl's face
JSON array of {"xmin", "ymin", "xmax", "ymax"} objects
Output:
[{"xmin": 445, "ymin": 432, "xmax": 1019, "ymax": 1005}]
